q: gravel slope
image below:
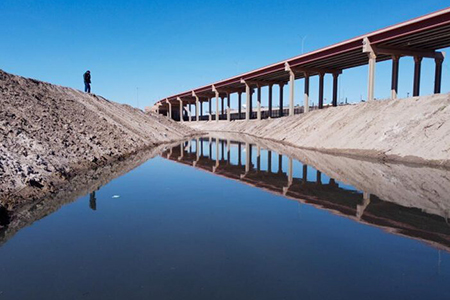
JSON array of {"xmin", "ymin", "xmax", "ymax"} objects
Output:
[{"xmin": 0, "ymin": 70, "xmax": 196, "ymax": 205}]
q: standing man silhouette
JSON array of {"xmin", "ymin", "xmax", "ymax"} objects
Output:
[{"xmin": 83, "ymin": 70, "xmax": 91, "ymax": 93}]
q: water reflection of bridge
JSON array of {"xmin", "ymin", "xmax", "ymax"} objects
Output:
[{"xmin": 163, "ymin": 137, "xmax": 450, "ymax": 252}]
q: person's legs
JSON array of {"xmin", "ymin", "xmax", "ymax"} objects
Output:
[
  {"xmin": 87, "ymin": 83, "xmax": 91, "ymax": 93},
  {"xmin": 84, "ymin": 83, "xmax": 88, "ymax": 92}
]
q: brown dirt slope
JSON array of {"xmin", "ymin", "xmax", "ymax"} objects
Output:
[
  {"xmin": 0, "ymin": 70, "xmax": 195, "ymax": 205},
  {"xmin": 188, "ymin": 94, "xmax": 450, "ymax": 167}
]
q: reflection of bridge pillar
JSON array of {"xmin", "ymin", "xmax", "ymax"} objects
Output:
[
  {"xmin": 302, "ymin": 165, "xmax": 308, "ymax": 183},
  {"xmin": 167, "ymin": 147, "xmax": 172, "ymax": 159},
  {"xmin": 316, "ymin": 170, "xmax": 322, "ymax": 185},
  {"xmin": 278, "ymin": 154, "xmax": 283, "ymax": 173},
  {"xmin": 209, "ymin": 137, "xmax": 212, "ymax": 158},
  {"xmin": 227, "ymin": 139, "xmax": 230, "ymax": 163},
  {"xmin": 221, "ymin": 139, "xmax": 225, "ymax": 161},
  {"xmin": 238, "ymin": 142, "xmax": 242, "ymax": 166},
  {"xmin": 188, "ymin": 140, "xmax": 192, "ymax": 153},
  {"xmin": 268, "ymin": 151, "xmax": 272, "ymax": 173},
  {"xmin": 256, "ymin": 146, "xmax": 261, "ymax": 171},
  {"xmin": 245, "ymin": 143, "xmax": 250, "ymax": 173},
  {"xmin": 357, "ymin": 192, "xmax": 371, "ymax": 219},
  {"xmin": 193, "ymin": 138, "xmax": 200, "ymax": 166},
  {"xmin": 283, "ymin": 157, "xmax": 293, "ymax": 195},
  {"xmin": 89, "ymin": 191, "xmax": 97, "ymax": 211},
  {"xmin": 178, "ymin": 143, "xmax": 184, "ymax": 160},
  {"xmin": 200, "ymin": 138, "xmax": 204, "ymax": 157},
  {"xmin": 213, "ymin": 138, "xmax": 220, "ymax": 172},
  {"xmin": 329, "ymin": 178, "xmax": 338, "ymax": 187}
]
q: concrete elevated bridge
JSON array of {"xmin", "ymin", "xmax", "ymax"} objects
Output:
[{"xmin": 152, "ymin": 8, "xmax": 450, "ymax": 122}]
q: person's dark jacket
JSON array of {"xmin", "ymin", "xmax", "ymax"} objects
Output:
[{"xmin": 83, "ymin": 72, "xmax": 91, "ymax": 84}]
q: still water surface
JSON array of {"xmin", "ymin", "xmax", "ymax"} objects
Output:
[{"xmin": 0, "ymin": 136, "xmax": 449, "ymax": 299}]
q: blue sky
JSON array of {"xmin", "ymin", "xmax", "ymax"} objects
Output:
[{"xmin": 1, "ymin": 0, "xmax": 449, "ymax": 110}]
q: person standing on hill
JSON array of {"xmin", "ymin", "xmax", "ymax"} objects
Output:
[{"xmin": 83, "ymin": 70, "xmax": 91, "ymax": 93}]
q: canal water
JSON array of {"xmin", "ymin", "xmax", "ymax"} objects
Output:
[{"xmin": 0, "ymin": 136, "xmax": 449, "ymax": 300}]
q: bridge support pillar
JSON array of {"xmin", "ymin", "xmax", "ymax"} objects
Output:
[
  {"xmin": 257, "ymin": 85, "xmax": 262, "ymax": 120},
  {"xmin": 167, "ymin": 101, "xmax": 172, "ymax": 120},
  {"xmin": 215, "ymin": 90, "xmax": 219, "ymax": 122},
  {"xmin": 319, "ymin": 73, "xmax": 324, "ymax": 109},
  {"xmin": 195, "ymin": 96, "xmax": 200, "ymax": 122},
  {"xmin": 238, "ymin": 92, "xmax": 242, "ymax": 119},
  {"xmin": 304, "ymin": 73, "xmax": 310, "ymax": 113},
  {"xmin": 245, "ymin": 83, "xmax": 251, "ymax": 121},
  {"xmin": 332, "ymin": 73, "xmax": 339, "ymax": 107},
  {"xmin": 367, "ymin": 52, "xmax": 376, "ymax": 101},
  {"xmin": 268, "ymin": 84, "xmax": 273, "ymax": 118},
  {"xmin": 279, "ymin": 83, "xmax": 284, "ymax": 117},
  {"xmin": 221, "ymin": 96, "xmax": 225, "ymax": 119},
  {"xmin": 289, "ymin": 69, "xmax": 295, "ymax": 116},
  {"xmin": 413, "ymin": 56, "xmax": 422, "ymax": 97},
  {"xmin": 434, "ymin": 57, "xmax": 443, "ymax": 94},
  {"xmin": 391, "ymin": 56, "xmax": 400, "ymax": 99},
  {"xmin": 177, "ymin": 98, "xmax": 183, "ymax": 122},
  {"xmin": 200, "ymin": 101, "xmax": 203, "ymax": 120},
  {"xmin": 208, "ymin": 97, "xmax": 212, "ymax": 121},
  {"xmin": 188, "ymin": 104, "xmax": 192, "ymax": 122},
  {"xmin": 227, "ymin": 92, "xmax": 231, "ymax": 121}
]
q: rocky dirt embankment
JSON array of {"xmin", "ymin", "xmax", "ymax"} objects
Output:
[
  {"xmin": 0, "ymin": 70, "xmax": 196, "ymax": 207},
  {"xmin": 188, "ymin": 94, "xmax": 450, "ymax": 167}
]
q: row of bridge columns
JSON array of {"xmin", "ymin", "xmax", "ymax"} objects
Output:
[{"xmin": 160, "ymin": 42, "xmax": 444, "ymax": 121}]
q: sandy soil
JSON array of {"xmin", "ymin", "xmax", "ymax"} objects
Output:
[
  {"xmin": 188, "ymin": 94, "xmax": 450, "ymax": 167},
  {"xmin": 0, "ymin": 70, "xmax": 196, "ymax": 207}
]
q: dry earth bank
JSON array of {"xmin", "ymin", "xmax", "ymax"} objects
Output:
[
  {"xmin": 0, "ymin": 70, "xmax": 196, "ymax": 210},
  {"xmin": 188, "ymin": 94, "xmax": 450, "ymax": 167}
]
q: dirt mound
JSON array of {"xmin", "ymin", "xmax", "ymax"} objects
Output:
[
  {"xmin": 188, "ymin": 94, "xmax": 450, "ymax": 167},
  {"xmin": 0, "ymin": 70, "xmax": 195, "ymax": 206}
]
